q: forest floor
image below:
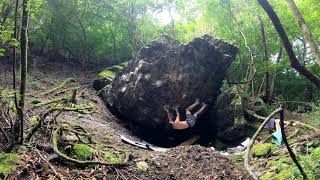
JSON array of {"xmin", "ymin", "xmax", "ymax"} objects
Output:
[{"xmin": 0, "ymin": 59, "xmax": 250, "ymax": 179}]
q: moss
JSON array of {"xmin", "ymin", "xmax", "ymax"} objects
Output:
[
  {"xmin": 260, "ymin": 171, "xmax": 276, "ymax": 180},
  {"xmin": 73, "ymin": 144, "xmax": 95, "ymax": 161},
  {"xmin": 97, "ymin": 62, "xmax": 128, "ymax": 80},
  {"xmin": 252, "ymin": 143, "xmax": 273, "ymax": 157},
  {"xmin": 97, "ymin": 70, "xmax": 116, "ymax": 79},
  {"xmin": 275, "ymin": 170, "xmax": 292, "ymax": 180},
  {"xmin": 29, "ymin": 115, "xmax": 40, "ymax": 125},
  {"xmin": 136, "ymin": 161, "xmax": 149, "ymax": 172},
  {"xmin": 45, "ymin": 77, "xmax": 75, "ymax": 95},
  {"xmin": 102, "ymin": 148, "xmax": 125, "ymax": 164},
  {"xmin": 0, "ymin": 153, "xmax": 22, "ymax": 175},
  {"xmin": 233, "ymin": 153, "xmax": 244, "ymax": 162}
]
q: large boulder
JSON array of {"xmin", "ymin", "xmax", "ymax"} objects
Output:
[{"xmin": 101, "ymin": 35, "xmax": 238, "ymax": 143}]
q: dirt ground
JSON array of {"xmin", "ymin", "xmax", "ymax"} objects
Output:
[{"xmin": 0, "ymin": 59, "xmax": 251, "ymax": 179}]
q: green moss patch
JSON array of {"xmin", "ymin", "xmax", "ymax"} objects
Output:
[
  {"xmin": 0, "ymin": 153, "xmax": 22, "ymax": 175},
  {"xmin": 72, "ymin": 144, "xmax": 96, "ymax": 161},
  {"xmin": 260, "ymin": 171, "xmax": 276, "ymax": 180},
  {"xmin": 252, "ymin": 143, "xmax": 273, "ymax": 157},
  {"xmin": 97, "ymin": 62, "xmax": 127, "ymax": 80},
  {"xmin": 97, "ymin": 70, "xmax": 116, "ymax": 80}
]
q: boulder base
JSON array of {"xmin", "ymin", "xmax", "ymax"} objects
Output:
[{"xmin": 101, "ymin": 35, "xmax": 238, "ymax": 144}]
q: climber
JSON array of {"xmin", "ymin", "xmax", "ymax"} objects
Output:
[{"xmin": 164, "ymin": 99, "xmax": 207, "ymax": 130}]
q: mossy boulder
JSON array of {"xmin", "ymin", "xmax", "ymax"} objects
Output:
[
  {"xmin": 0, "ymin": 153, "xmax": 21, "ymax": 175},
  {"xmin": 214, "ymin": 86, "xmax": 257, "ymax": 142},
  {"xmin": 252, "ymin": 143, "xmax": 274, "ymax": 157},
  {"xmin": 93, "ymin": 62, "xmax": 128, "ymax": 91},
  {"xmin": 72, "ymin": 144, "xmax": 95, "ymax": 161}
]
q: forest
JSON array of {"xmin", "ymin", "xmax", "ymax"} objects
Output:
[{"xmin": 0, "ymin": 0, "xmax": 320, "ymax": 179}]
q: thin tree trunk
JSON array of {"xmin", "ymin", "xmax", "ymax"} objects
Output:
[
  {"xmin": 258, "ymin": 0, "xmax": 320, "ymax": 89},
  {"xmin": 18, "ymin": 0, "xmax": 29, "ymax": 145},
  {"xmin": 130, "ymin": 0, "xmax": 137, "ymax": 63},
  {"xmin": 109, "ymin": 24, "xmax": 118, "ymax": 63},
  {"xmin": 168, "ymin": 0, "xmax": 176, "ymax": 37},
  {"xmin": 286, "ymin": 0, "xmax": 320, "ymax": 66},
  {"xmin": 269, "ymin": 47, "xmax": 282, "ymax": 101},
  {"xmin": 258, "ymin": 16, "xmax": 270, "ymax": 103},
  {"xmin": 13, "ymin": 0, "xmax": 19, "ymax": 111}
]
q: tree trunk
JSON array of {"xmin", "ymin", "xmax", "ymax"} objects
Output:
[
  {"xmin": 286, "ymin": 0, "xmax": 320, "ymax": 66},
  {"xmin": 269, "ymin": 47, "xmax": 282, "ymax": 100},
  {"xmin": 258, "ymin": 16, "xmax": 270, "ymax": 103},
  {"xmin": 17, "ymin": 0, "xmax": 29, "ymax": 144},
  {"xmin": 168, "ymin": 0, "xmax": 176, "ymax": 37},
  {"xmin": 109, "ymin": 24, "xmax": 118, "ymax": 63},
  {"xmin": 258, "ymin": 0, "xmax": 320, "ymax": 89},
  {"xmin": 130, "ymin": 0, "xmax": 137, "ymax": 63},
  {"xmin": 12, "ymin": 0, "xmax": 19, "ymax": 111}
]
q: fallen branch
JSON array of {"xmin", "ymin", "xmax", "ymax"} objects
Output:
[
  {"xmin": 44, "ymin": 77, "xmax": 75, "ymax": 95},
  {"xmin": 279, "ymin": 106, "xmax": 307, "ymax": 179},
  {"xmin": 53, "ymin": 125, "xmax": 129, "ymax": 166},
  {"xmin": 244, "ymin": 107, "xmax": 282, "ymax": 180},
  {"xmin": 35, "ymin": 148, "xmax": 63, "ymax": 180}
]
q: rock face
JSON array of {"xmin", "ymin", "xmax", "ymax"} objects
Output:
[
  {"xmin": 214, "ymin": 87, "xmax": 254, "ymax": 142},
  {"xmin": 214, "ymin": 86, "xmax": 268, "ymax": 142},
  {"xmin": 101, "ymin": 35, "xmax": 238, "ymax": 143}
]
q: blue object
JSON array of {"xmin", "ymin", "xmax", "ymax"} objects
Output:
[
  {"xmin": 272, "ymin": 130, "xmax": 283, "ymax": 145},
  {"xmin": 186, "ymin": 114, "xmax": 196, "ymax": 127},
  {"xmin": 266, "ymin": 118, "xmax": 275, "ymax": 129}
]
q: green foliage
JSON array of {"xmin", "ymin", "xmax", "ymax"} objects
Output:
[
  {"xmin": 0, "ymin": 153, "xmax": 21, "ymax": 175},
  {"xmin": 72, "ymin": 144, "xmax": 95, "ymax": 161},
  {"xmin": 266, "ymin": 147, "xmax": 320, "ymax": 179}
]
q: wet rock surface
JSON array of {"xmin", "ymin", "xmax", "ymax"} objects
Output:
[{"xmin": 101, "ymin": 35, "xmax": 238, "ymax": 144}]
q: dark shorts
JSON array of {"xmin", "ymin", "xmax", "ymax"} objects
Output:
[{"xmin": 186, "ymin": 114, "xmax": 196, "ymax": 128}]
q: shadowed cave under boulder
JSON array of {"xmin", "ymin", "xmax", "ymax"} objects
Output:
[{"xmin": 97, "ymin": 35, "xmax": 260, "ymax": 147}]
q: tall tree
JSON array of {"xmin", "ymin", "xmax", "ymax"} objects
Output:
[
  {"xmin": 286, "ymin": 0, "xmax": 320, "ymax": 66},
  {"xmin": 17, "ymin": 0, "xmax": 29, "ymax": 144},
  {"xmin": 258, "ymin": 0, "xmax": 320, "ymax": 89},
  {"xmin": 258, "ymin": 16, "xmax": 270, "ymax": 103}
]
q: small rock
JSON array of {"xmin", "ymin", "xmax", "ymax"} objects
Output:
[{"xmin": 136, "ymin": 161, "xmax": 149, "ymax": 172}]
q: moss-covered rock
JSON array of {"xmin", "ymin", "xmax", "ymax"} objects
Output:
[
  {"xmin": 252, "ymin": 143, "xmax": 273, "ymax": 157},
  {"xmin": 215, "ymin": 86, "xmax": 257, "ymax": 142},
  {"xmin": 0, "ymin": 153, "xmax": 21, "ymax": 175},
  {"xmin": 93, "ymin": 62, "xmax": 128, "ymax": 91},
  {"xmin": 73, "ymin": 144, "xmax": 95, "ymax": 161}
]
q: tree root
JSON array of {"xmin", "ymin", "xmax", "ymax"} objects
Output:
[{"xmin": 53, "ymin": 125, "xmax": 129, "ymax": 166}]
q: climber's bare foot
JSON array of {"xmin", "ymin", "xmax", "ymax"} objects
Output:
[{"xmin": 202, "ymin": 102, "xmax": 207, "ymax": 108}]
